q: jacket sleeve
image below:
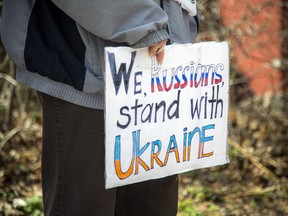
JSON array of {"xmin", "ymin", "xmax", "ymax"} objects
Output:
[{"xmin": 50, "ymin": 0, "xmax": 170, "ymax": 48}]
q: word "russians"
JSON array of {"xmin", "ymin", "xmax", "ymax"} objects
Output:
[{"xmin": 151, "ymin": 61, "xmax": 224, "ymax": 93}]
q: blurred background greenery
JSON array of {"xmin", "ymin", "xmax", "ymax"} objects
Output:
[{"xmin": 0, "ymin": 0, "xmax": 287, "ymax": 215}]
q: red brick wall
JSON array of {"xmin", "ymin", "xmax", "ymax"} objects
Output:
[{"xmin": 219, "ymin": 0, "xmax": 284, "ymax": 94}]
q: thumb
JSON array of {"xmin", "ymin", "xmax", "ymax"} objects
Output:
[{"xmin": 149, "ymin": 40, "xmax": 168, "ymax": 64}]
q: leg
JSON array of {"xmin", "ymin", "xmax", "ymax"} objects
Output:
[
  {"xmin": 115, "ymin": 175, "xmax": 179, "ymax": 216},
  {"xmin": 40, "ymin": 93, "xmax": 116, "ymax": 216}
]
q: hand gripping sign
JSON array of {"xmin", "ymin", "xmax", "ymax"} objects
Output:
[{"xmin": 104, "ymin": 42, "xmax": 230, "ymax": 189}]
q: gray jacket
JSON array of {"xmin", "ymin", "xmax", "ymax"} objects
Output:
[{"xmin": 1, "ymin": 0, "xmax": 198, "ymax": 109}]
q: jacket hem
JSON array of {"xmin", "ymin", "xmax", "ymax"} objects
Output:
[{"xmin": 16, "ymin": 68, "xmax": 105, "ymax": 110}]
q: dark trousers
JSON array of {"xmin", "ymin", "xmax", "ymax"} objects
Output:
[{"xmin": 39, "ymin": 93, "xmax": 179, "ymax": 216}]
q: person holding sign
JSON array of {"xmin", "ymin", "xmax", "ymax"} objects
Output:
[{"xmin": 1, "ymin": 0, "xmax": 199, "ymax": 215}]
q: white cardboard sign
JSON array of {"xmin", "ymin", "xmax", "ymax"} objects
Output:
[{"xmin": 104, "ymin": 42, "xmax": 230, "ymax": 189}]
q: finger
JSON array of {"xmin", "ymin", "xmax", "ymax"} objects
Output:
[
  {"xmin": 149, "ymin": 40, "xmax": 168, "ymax": 58},
  {"xmin": 156, "ymin": 49, "xmax": 165, "ymax": 65},
  {"xmin": 149, "ymin": 45, "xmax": 159, "ymax": 58}
]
